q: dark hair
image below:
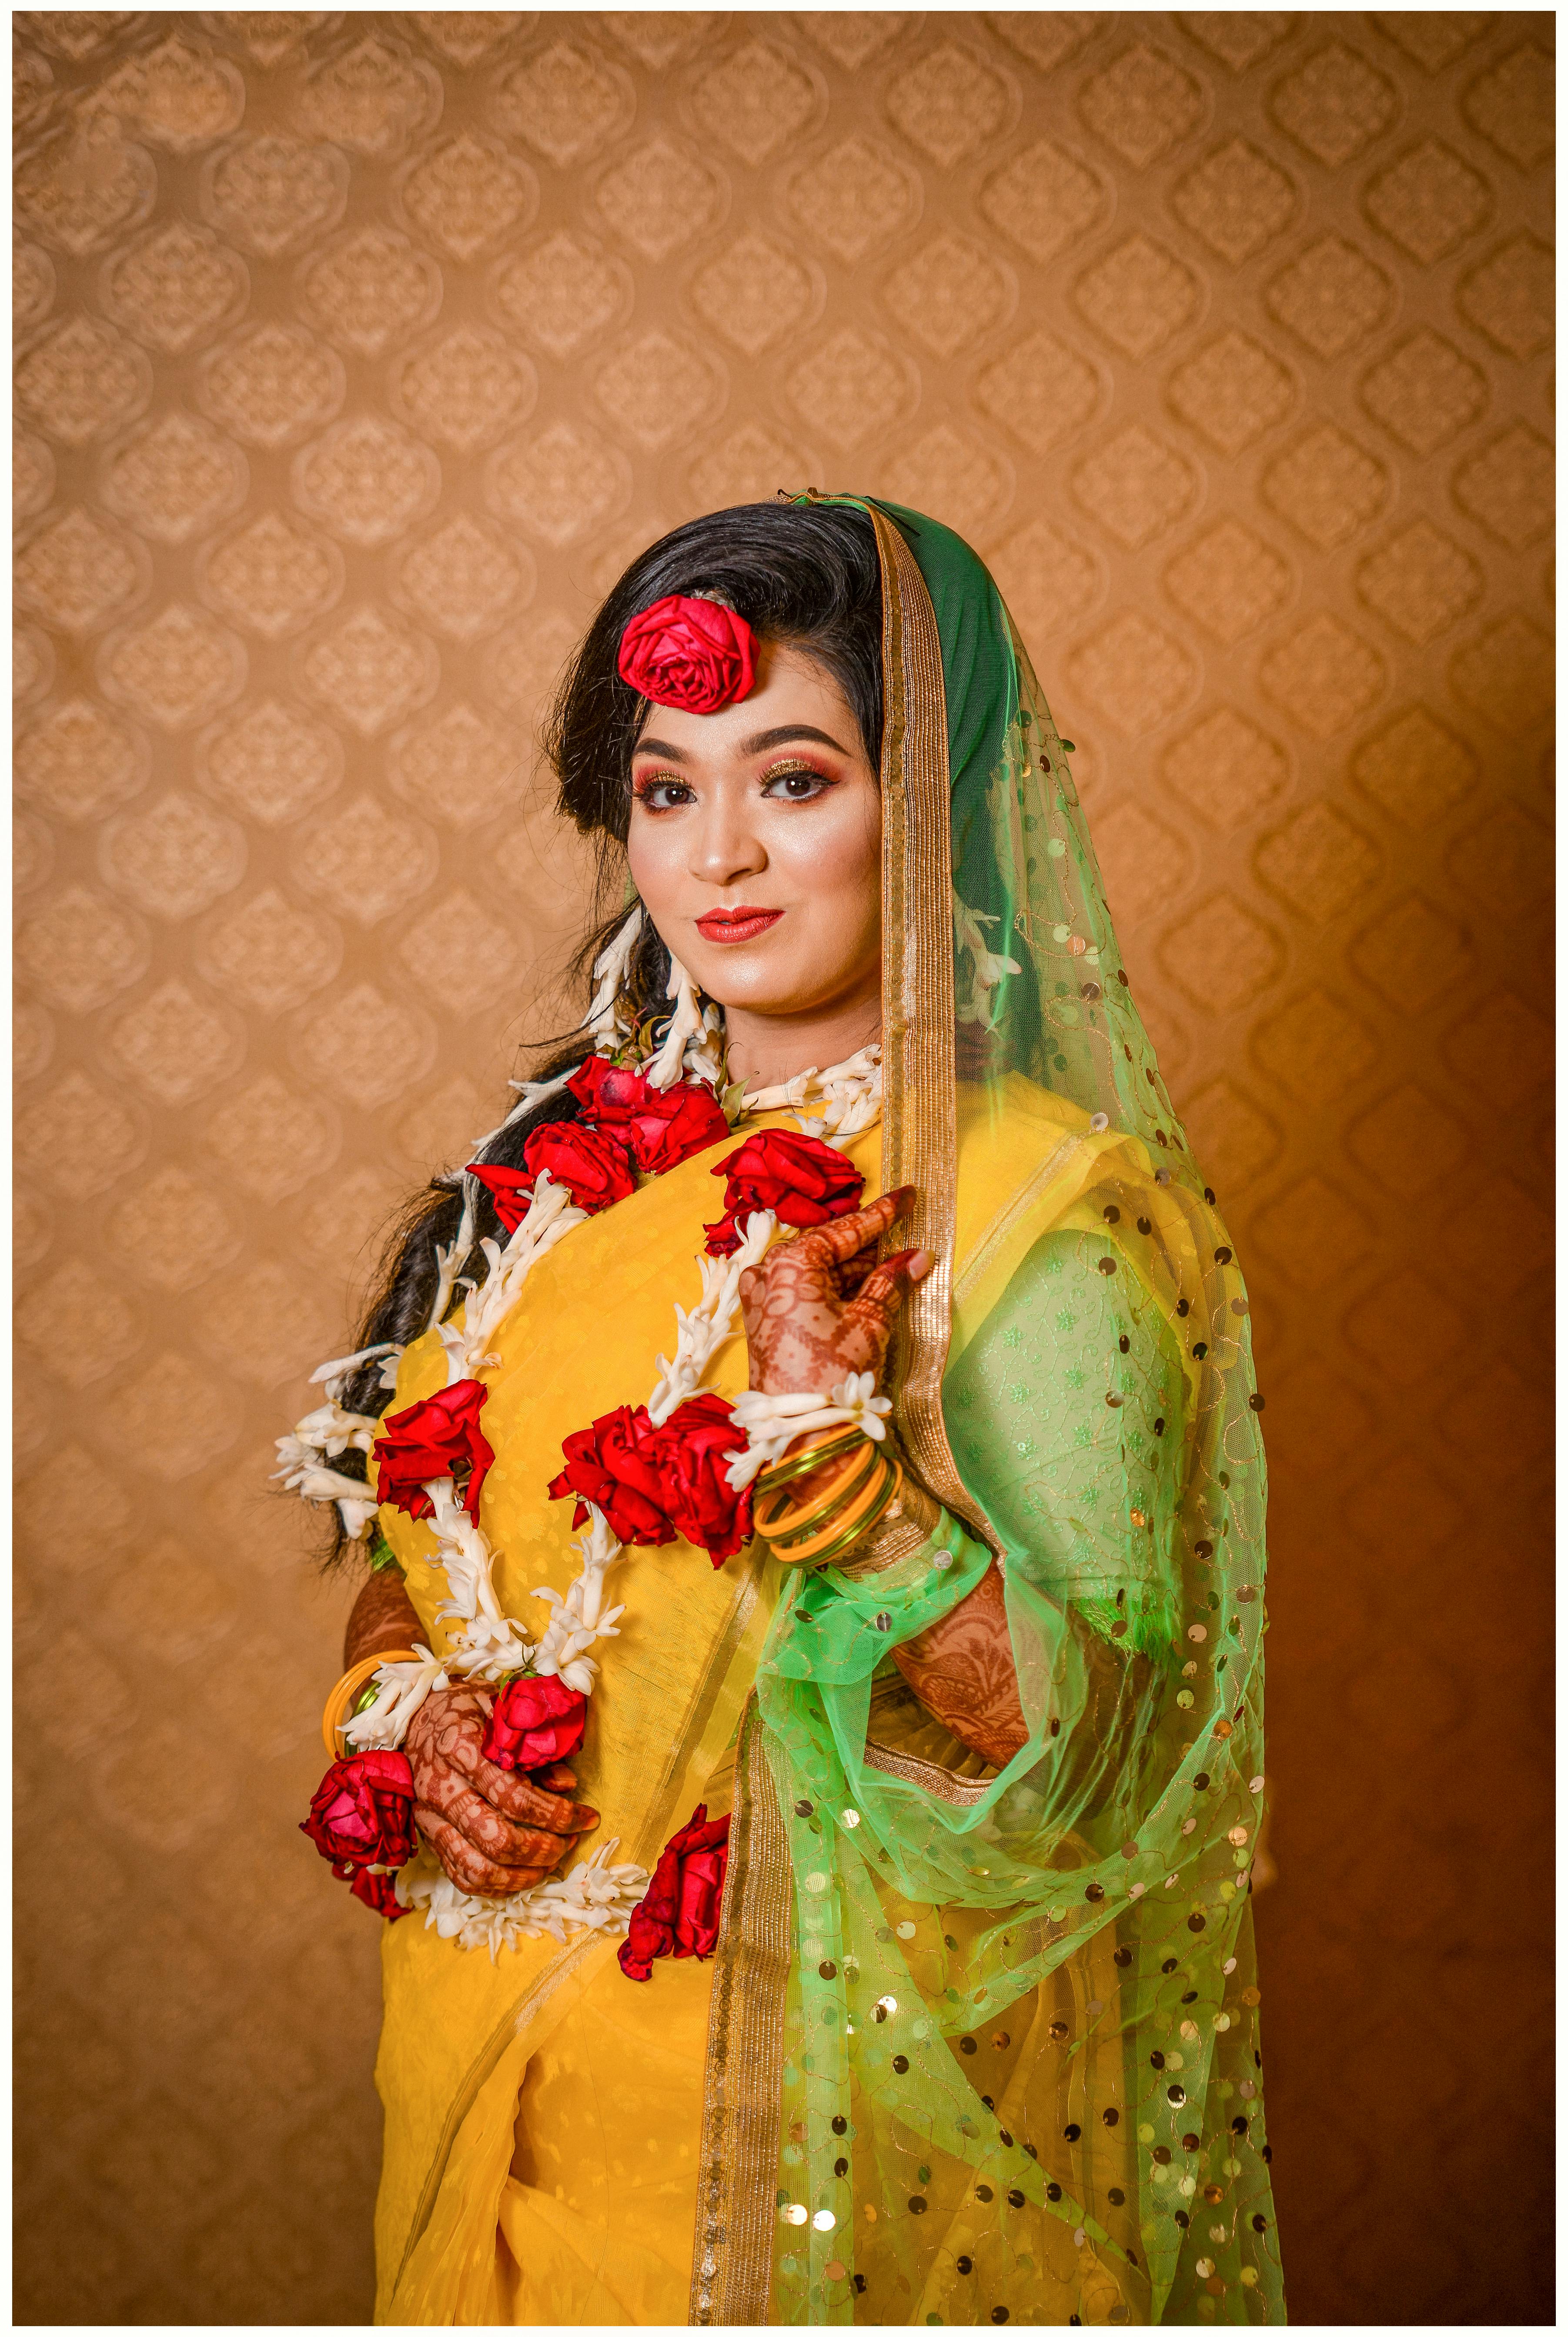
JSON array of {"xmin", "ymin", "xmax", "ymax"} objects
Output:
[{"xmin": 318, "ymin": 500, "xmax": 883, "ymax": 1564}]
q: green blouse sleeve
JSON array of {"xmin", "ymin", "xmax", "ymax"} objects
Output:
[{"xmin": 944, "ymin": 1225, "xmax": 1187, "ymax": 1662}]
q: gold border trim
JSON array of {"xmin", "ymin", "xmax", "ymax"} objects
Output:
[
  {"xmin": 866, "ymin": 503, "xmax": 999, "ymax": 1557},
  {"xmin": 688, "ymin": 1696, "xmax": 793, "ymax": 2325},
  {"xmin": 862, "ymin": 1734, "xmax": 997, "ymax": 1807},
  {"xmin": 687, "ymin": 502, "xmax": 1010, "ymax": 2325}
]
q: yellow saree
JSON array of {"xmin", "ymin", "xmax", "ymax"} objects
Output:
[{"xmin": 376, "ymin": 1080, "xmax": 1126, "ymax": 2323}]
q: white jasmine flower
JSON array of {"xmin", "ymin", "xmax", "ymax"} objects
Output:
[
  {"xmin": 725, "ymin": 1373, "xmax": 893, "ymax": 1488},
  {"xmin": 342, "ymin": 1648, "xmax": 449, "ymax": 1750},
  {"xmin": 647, "ymin": 1210, "xmax": 776, "ymax": 1425},
  {"xmin": 954, "ymin": 894, "xmax": 1021, "ymax": 1031},
  {"xmin": 308, "ymin": 1341, "xmax": 402, "ymax": 1404},
  {"xmin": 396, "ymin": 1840, "xmax": 649, "ymax": 1961}
]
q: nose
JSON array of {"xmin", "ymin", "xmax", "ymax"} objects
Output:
[{"xmin": 688, "ymin": 789, "xmax": 767, "ymax": 890}]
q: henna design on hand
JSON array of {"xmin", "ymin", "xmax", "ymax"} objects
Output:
[
  {"xmin": 405, "ymin": 1683, "xmax": 599, "ymax": 1896},
  {"xmin": 738, "ymin": 1188, "xmax": 932, "ymax": 1398},
  {"xmin": 891, "ymin": 1560, "xmax": 1029, "ymax": 1770},
  {"xmin": 739, "ymin": 1188, "xmax": 1028, "ymax": 1768}
]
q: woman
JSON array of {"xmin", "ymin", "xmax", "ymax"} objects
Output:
[{"xmin": 284, "ymin": 497, "xmax": 1284, "ymax": 2327}]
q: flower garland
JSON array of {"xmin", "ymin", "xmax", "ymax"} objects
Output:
[
  {"xmin": 724, "ymin": 1376, "xmax": 893, "ymax": 1490},
  {"xmin": 284, "ymin": 907, "xmax": 885, "ymax": 1957}
]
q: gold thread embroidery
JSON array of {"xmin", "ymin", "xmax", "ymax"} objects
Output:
[
  {"xmin": 866, "ymin": 504, "xmax": 1000, "ymax": 1558},
  {"xmin": 688, "ymin": 503, "xmax": 1006, "ymax": 2325},
  {"xmin": 861, "ymin": 1734, "xmax": 997, "ymax": 1807},
  {"xmin": 688, "ymin": 1695, "xmax": 793, "ymax": 2325}
]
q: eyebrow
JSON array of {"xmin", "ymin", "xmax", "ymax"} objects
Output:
[{"xmin": 633, "ymin": 722, "xmax": 850, "ymax": 762}]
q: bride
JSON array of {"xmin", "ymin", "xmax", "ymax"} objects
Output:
[{"xmin": 282, "ymin": 495, "xmax": 1283, "ymax": 2327}]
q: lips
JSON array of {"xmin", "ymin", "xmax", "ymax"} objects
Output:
[{"xmin": 695, "ymin": 906, "xmax": 783, "ymax": 945}]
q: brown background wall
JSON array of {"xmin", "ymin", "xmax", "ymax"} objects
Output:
[{"xmin": 13, "ymin": 10, "xmax": 1552, "ymax": 2326}]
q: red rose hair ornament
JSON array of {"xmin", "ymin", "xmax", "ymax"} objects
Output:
[{"xmin": 617, "ymin": 593, "xmax": 758, "ymax": 714}]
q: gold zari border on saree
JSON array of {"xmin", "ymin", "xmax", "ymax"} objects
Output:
[
  {"xmin": 688, "ymin": 1695, "xmax": 793, "ymax": 2325},
  {"xmin": 688, "ymin": 499, "xmax": 1001, "ymax": 2323},
  {"xmin": 865, "ymin": 503, "xmax": 999, "ymax": 1558}
]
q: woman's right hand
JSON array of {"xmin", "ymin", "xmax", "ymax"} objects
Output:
[
  {"xmin": 405, "ymin": 1681, "xmax": 599, "ymax": 1896},
  {"xmin": 738, "ymin": 1187, "xmax": 931, "ymax": 1396}
]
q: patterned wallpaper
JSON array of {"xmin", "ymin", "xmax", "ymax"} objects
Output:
[{"xmin": 13, "ymin": 11, "xmax": 1552, "ymax": 2326}]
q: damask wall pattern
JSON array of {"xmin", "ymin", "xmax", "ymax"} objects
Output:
[{"xmin": 13, "ymin": 11, "xmax": 1552, "ymax": 2327}]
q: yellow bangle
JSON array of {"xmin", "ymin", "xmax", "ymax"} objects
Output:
[
  {"xmin": 755, "ymin": 1438, "xmax": 881, "ymax": 1549},
  {"xmin": 759, "ymin": 1448, "xmax": 900, "ymax": 1566},
  {"xmin": 789, "ymin": 1460, "xmax": 905, "ymax": 1571},
  {"xmin": 321, "ymin": 1648, "xmax": 418, "ymax": 1759},
  {"xmin": 755, "ymin": 1426, "xmax": 866, "ymax": 1492}
]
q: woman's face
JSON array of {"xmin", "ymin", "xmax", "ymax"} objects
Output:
[{"xmin": 626, "ymin": 640, "xmax": 882, "ymax": 1024}]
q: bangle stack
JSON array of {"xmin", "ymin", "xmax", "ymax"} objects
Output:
[
  {"xmin": 752, "ymin": 1428, "xmax": 904, "ymax": 1570},
  {"xmin": 321, "ymin": 1648, "xmax": 419, "ymax": 1758}
]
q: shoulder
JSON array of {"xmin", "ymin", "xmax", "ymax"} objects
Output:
[{"xmin": 955, "ymin": 1068, "xmax": 1091, "ymax": 1153}]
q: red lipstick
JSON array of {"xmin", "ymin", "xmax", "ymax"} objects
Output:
[{"xmin": 695, "ymin": 905, "xmax": 783, "ymax": 945}]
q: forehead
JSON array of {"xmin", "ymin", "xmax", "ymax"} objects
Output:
[{"xmin": 633, "ymin": 641, "xmax": 860, "ymax": 756}]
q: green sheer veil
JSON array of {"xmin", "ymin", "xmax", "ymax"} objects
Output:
[{"xmin": 691, "ymin": 501, "xmax": 1284, "ymax": 2328}]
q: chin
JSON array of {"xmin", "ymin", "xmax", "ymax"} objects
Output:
[
  {"xmin": 685, "ymin": 948, "xmax": 831, "ymax": 1020},
  {"xmin": 697, "ymin": 968, "xmax": 820, "ymax": 1016},
  {"xmin": 682, "ymin": 933, "xmax": 790, "ymax": 1000}
]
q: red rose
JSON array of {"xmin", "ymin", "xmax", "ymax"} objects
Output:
[
  {"xmin": 704, "ymin": 1129, "xmax": 865, "ymax": 1257},
  {"xmin": 526, "ymin": 1119, "xmax": 636, "ymax": 1210},
  {"xmin": 349, "ymin": 1867, "xmax": 410, "ymax": 1921},
  {"xmin": 468, "ymin": 1121, "xmax": 635, "ymax": 1234},
  {"xmin": 301, "ymin": 1749, "xmax": 417, "ymax": 1878},
  {"xmin": 626, "ymin": 1080, "xmax": 731, "ymax": 1177},
  {"xmin": 548, "ymin": 1403, "xmax": 675, "ymax": 1546},
  {"xmin": 649, "ymin": 1393, "xmax": 753, "ymax": 1566},
  {"xmin": 565, "ymin": 1054, "xmax": 650, "ymax": 1125},
  {"xmin": 481, "ymin": 1674, "xmax": 588, "ymax": 1772},
  {"xmin": 568, "ymin": 1057, "xmax": 729, "ymax": 1178},
  {"xmin": 373, "ymin": 1379, "xmax": 494, "ymax": 1523},
  {"xmin": 618, "ymin": 1803, "xmax": 731, "ymax": 1980},
  {"xmin": 617, "ymin": 593, "xmax": 758, "ymax": 715}
]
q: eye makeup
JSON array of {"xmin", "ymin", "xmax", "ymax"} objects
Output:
[
  {"xmin": 759, "ymin": 756, "xmax": 839, "ymax": 797},
  {"xmin": 631, "ymin": 756, "xmax": 840, "ymax": 809},
  {"xmin": 630, "ymin": 770, "xmax": 693, "ymax": 810}
]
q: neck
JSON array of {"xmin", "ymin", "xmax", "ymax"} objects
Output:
[{"xmin": 720, "ymin": 980, "xmax": 882, "ymax": 1095}]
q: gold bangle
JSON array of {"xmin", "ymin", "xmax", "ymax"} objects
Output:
[
  {"xmin": 762, "ymin": 1449, "xmax": 899, "ymax": 1567},
  {"xmin": 321, "ymin": 1648, "xmax": 418, "ymax": 1759},
  {"xmin": 755, "ymin": 1426, "xmax": 866, "ymax": 1493},
  {"xmin": 754, "ymin": 1436, "xmax": 880, "ymax": 1548},
  {"xmin": 793, "ymin": 1460, "xmax": 906, "ymax": 1571}
]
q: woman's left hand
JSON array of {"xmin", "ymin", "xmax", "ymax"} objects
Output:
[{"xmin": 739, "ymin": 1186, "xmax": 932, "ymax": 1396}]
